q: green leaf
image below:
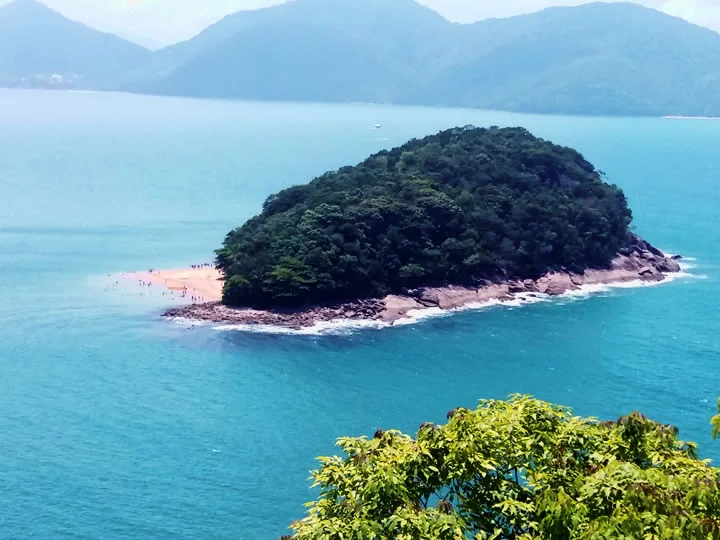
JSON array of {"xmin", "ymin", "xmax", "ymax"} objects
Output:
[{"xmin": 287, "ymin": 395, "xmax": 720, "ymax": 539}]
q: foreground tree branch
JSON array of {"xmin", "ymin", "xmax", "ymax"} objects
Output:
[{"xmin": 287, "ymin": 395, "xmax": 720, "ymax": 539}]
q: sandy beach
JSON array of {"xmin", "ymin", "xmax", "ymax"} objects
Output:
[{"xmin": 128, "ymin": 266, "xmax": 224, "ymax": 302}]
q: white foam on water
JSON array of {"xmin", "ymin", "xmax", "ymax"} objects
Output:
[
  {"xmin": 562, "ymin": 275, "xmax": 671, "ymax": 300},
  {"xmin": 213, "ymin": 318, "xmax": 389, "ymax": 336},
  {"xmin": 393, "ymin": 307, "xmax": 449, "ymax": 326},
  {"xmin": 560, "ymin": 283, "xmax": 612, "ymax": 298},
  {"xmin": 472, "ymin": 292, "xmax": 551, "ymax": 309},
  {"xmin": 168, "ymin": 317, "xmax": 210, "ymax": 327},
  {"xmin": 663, "ymin": 270, "xmax": 707, "ymax": 281},
  {"xmin": 560, "ymin": 268, "xmax": 705, "ymax": 301},
  {"xmin": 393, "ymin": 292, "xmax": 551, "ymax": 325},
  {"xmin": 492, "ymin": 292, "xmax": 549, "ymax": 308}
]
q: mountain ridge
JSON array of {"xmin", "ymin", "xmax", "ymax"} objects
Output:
[
  {"xmin": 4, "ymin": 0, "xmax": 720, "ymax": 116},
  {"xmin": 0, "ymin": 0, "xmax": 149, "ymax": 88},
  {"xmin": 124, "ymin": 0, "xmax": 720, "ymax": 117}
]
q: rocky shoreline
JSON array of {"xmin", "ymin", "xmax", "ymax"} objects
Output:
[{"xmin": 164, "ymin": 236, "xmax": 682, "ymax": 329}]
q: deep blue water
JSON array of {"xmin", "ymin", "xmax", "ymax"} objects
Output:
[{"xmin": 0, "ymin": 89, "xmax": 718, "ymax": 539}]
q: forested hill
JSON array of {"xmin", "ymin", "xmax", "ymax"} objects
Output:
[
  {"xmin": 5, "ymin": 0, "xmax": 720, "ymax": 116},
  {"xmin": 124, "ymin": 0, "xmax": 720, "ymax": 117},
  {"xmin": 0, "ymin": 0, "xmax": 149, "ymax": 89},
  {"xmin": 216, "ymin": 127, "xmax": 633, "ymax": 308}
]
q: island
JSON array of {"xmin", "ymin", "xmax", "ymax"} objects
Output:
[{"xmin": 165, "ymin": 126, "xmax": 681, "ymax": 328}]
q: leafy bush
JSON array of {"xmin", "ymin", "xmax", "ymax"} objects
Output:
[
  {"xmin": 217, "ymin": 127, "xmax": 632, "ymax": 307},
  {"xmin": 287, "ymin": 396, "xmax": 720, "ymax": 539}
]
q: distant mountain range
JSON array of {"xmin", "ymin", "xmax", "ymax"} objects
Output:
[
  {"xmin": 0, "ymin": 0, "xmax": 149, "ymax": 88},
  {"xmin": 4, "ymin": 0, "xmax": 720, "ymax": 117}
]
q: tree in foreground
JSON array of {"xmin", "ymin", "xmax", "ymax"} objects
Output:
[{"xmin": 286, "ymin": 396, "xmax": 720, "ymax": 539}]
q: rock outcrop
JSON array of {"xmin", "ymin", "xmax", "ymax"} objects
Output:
[{"xmin": 164, "ymin": 235, "xmax": 682, "ymax": 329}]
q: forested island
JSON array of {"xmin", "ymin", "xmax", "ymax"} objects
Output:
[{"xmin": 167, "ymin": 126, "xmax": 681, "ymax": 327}]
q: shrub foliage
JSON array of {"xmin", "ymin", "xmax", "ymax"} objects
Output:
[{"xmin": 287, "ymin": 396, "xmax": 720, "ymax": 539}]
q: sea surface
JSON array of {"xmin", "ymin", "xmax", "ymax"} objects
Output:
[{"xmin": 0, "ymin": 89, "xmax": 717, "ymax": 539}]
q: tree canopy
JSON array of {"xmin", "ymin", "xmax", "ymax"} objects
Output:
[
  {"xmin": 216, "ymin": 126, "xmax": 632, "ymax": 308},
  {"xmin": 286, "ymin": 396, "xmax": 720, "ymax": 539}
]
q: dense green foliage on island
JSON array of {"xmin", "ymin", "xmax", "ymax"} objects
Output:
[
  {"xmin": 216, "ymin": 127, "xmax": 632, "ymax": 307},
  {"xmin": 286, "ymin": 395, "xmax": 720, "ymax": 539}
]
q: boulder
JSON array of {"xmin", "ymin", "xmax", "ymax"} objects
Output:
[
  {"xmin": 509, "ymin": 281, "xmax": 527, "ymax": 293},
  {"xmin": 537, "ymin": 279, "xmax": 550, "ymax": 294},
  {"xmin": 416, "ymin": 289, "xmax": 441, "ymax": 306},
  {"xmin": 631, "ymin": 234, "xmax": 666, "ymax": 258},
  {"xmin": 542, "ymin": 273, "xmax": 577, "ymax": 296},
  {"xmin": 657, "ymin": 259, "xmax": 682, "ymax": 273},
  {"xmin": 639, "ymin": 266, "xmax": 655, "ymax": 277}
]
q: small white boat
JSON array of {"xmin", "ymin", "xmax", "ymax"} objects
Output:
[{"xmin": 373, "ymin": 124, "xmax": 383, "ymax": 129}]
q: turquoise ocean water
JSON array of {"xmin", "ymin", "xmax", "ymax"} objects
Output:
[{"xmin": 0, "ymin": 89, "xmax": 717, "ymax": 538}]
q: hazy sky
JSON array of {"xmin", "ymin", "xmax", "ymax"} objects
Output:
[{"xmin": 4, "ymin": 0, "xmax": 720, "ymax": 48}]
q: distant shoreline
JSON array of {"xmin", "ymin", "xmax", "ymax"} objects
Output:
[
  {"xmin": 161, "ymin": 239, "xmax": 682, "ymax": 330},
  {"xmin": 665, "ymin": 115, "xmax": 720, "ymax": 121},
  {"xmin": 7, "ymin": 88, "xmax": 720, "ymax": 123}
]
